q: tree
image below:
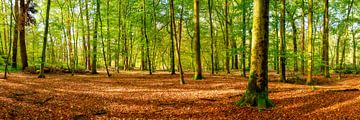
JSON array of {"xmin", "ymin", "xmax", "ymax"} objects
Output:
[
  {"xmin": 91, "ymin": 0, "xmax": 99, "ymax": 74},
  {"xmin": 306, "ymin": 0, "xmax": 313, "ymax": 84},
  {"xmin": 300, "ymin": 0, "xmax": 305, "ymax": 75},
  {"xmin": 279, "ymin": 0, "xmax": 286, "ymax": 82},
  {"xmin": 322, "ymin": 0, "xmax": 330, "ymax": 78},
  {"xmin": 4, "ymin": 0, "xmax": 13, "ymax": 79},
  {"xmin": 233, "ymin": 0, "xmax": 273, "ymax": 111},
  {"xmin": 98, "ymin": 0, "xmax": 111, "ymax": 77},
  {"xmin": 38, "ymin": 0, "xmax": 51, "ymax": 78},
  {"xmin": 208, "ymin": 0, "xmax": 215, "ymax": 75},
  {"xmin": 172, "ymin": 0, "xmax": 186, "ymax": 84},
  {"xmin": 169, "ymin": 0, "xmax": 175, "ymax": 75},
  {"xmin": 19, "ymin": 0, "xmax": 29, "ymax": 70},
  {"xmin": 241, "ymin": 0, "xmax": 246, "ymax": 77},
  {"xmin": 193, "ymin": 0, "xmax": 203, "ymax": 80},
  {"xmin": 143, "ymin": 0, "xmax": 152, "ymax": 75},
  {"xmin": 225, "ymin": 0, "xmax": 230, "ymax": 74},
  {"xmin": 12, "ymin": 0, "xmax": 19, "ymax": 69}
]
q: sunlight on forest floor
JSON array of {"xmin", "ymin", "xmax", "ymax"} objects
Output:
[{"xmin": 0, "ymin": 72, "xmax": 359, "ymax": 119}]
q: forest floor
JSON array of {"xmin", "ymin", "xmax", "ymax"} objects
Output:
[{"xmin": 0, "ymin": 71, "xmax": 360, "ymax": 119}]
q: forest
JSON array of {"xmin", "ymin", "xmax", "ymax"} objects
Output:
[{"xmin": 0, "ymin": 0, "xmax": 359, "ymax": 119}]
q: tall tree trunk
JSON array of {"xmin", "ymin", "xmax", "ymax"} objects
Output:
[
  {"xmin": 290, "ymin": 15, "xmax": 298, "ymax": 72},
  {"xmin": 4, "ymin": 0, "xmax": 13, "ymax": 79},
  {"xmin": 208, "ymin": 0, "xmax": 215, "ymax": 75},
  {"xmin": 19, "ymin": 0, "xmax": 28, "ymax": 70},
  {"xmin": 91, "ymin": 0, "xmax": 99, "ymax": 74},
  {"xmin": 339, "ymin": 0, "xmax": 354, "ymax": 79},
  {"xmin": 225, "ymin": 0, "xmax": 230, "ymax": 74},
  {"xmin": 85, "ymin": 0, "xmax": 91, "ymax": 71},
  {"xmin": 98, "ymin": 0, "xmax": 111, "ymax": 77},
  {"xmin": 241, "ymin": 0, "xmax": 246, "ymax": 77},
  {"xmin": 143, "ymin": 0, "xmax": 152, "ymax": 75},
  {"xmin": 323, "ymin": 0, "xmax": 330, "ymax": 77},
  {"xmin": 279, "ymin": 0, "xmax": 286, "ymax": 82},
  {"xmin": 116, "ymin": 0, "xmax": 121, "ymax": 72},
  {"xmin": 79, "ymin": 0, "xmax": 88, "ymax": 70},
  {"xmin": 301, "ymin": 0, "xmax": 305, "ymax": 75},
  {"xmin": 12, "ymin": 0, "xmax": 19, "ymax": 69},
  {"xmin": 67, "ymin": 0, "xmax": 74, "ymax": 76},
  {"xmin": 193, "ymin": 0, "xmax": 203, "ymax": 80},
  {"xmin": 173, "ymin": 0, "xmax": 185, "ymax": 84},
  {"xmin": 274, "ymin": 0, "xmax": 279, "ymax": 73},
  {"xmin": 169, "ymin": 0, "xmax": 175, "ymax": 75},
  {"xmin": 234, "ymin": 0, "xmax": 273, "ymax": 110},
  {"xmin": 106, "ymin": 0, "xmax": 111, "ymax": 67},
  {"xmin": 38, "ymin": 0, "xmax": 51, "ymax": 78},
  {"xmin": 306, "ymin": 0, "xmax": 313, "ymax": 84}
]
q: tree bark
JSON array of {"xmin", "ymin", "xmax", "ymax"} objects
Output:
[
  {"xmin": 323, "ymin": 0, "xmax": 330, "ymax": 77},
  {"xmin": 169, "ymin": 0, "xmax": 175, "ymax": 75},
  {"xmin": 91, "ymin": 0, "xmax": 99, "ymax": 74},
  {"xmin": 306, "ymin": 0, "xmax": 313, "ymax": 84},
  {"xmin": 12, "ymin": 0, "xmax": 19, "ymax": 69},
  {"xmin": 38, "ymin": 0, "xmax": 51, "ymax": 78},
  {"xmin": 279, "ymin": 0, "xmax": 286, "ymax": 82},
  {"xmin": 208, "ymin": 0, "xmax": 215, "ymax": 75},
  {"xmin": 225, "ymin": 0, "xmax": 230, "ymax": 74},
  {"xmin": 234, "ymin": 0, "xmax": 273, "ymax": 111},
  {"xmin": 241, "ymin": 0, "xmax": 246, "ymax": 77},
  {"xmin": 193, "ymin": 0, "xmax": 203, "ymax": 80},
  {"xmin": 301, "ymin": 0, "xmax": 305, "ymax": 75},
  {"xmin": 19, "ymin": 0, "xmax": 29, "ymax": 70}
]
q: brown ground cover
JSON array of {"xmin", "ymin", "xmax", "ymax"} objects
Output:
[{"xmin": 0, "ymin": 71, "xmax": 359, "ymax": 119}]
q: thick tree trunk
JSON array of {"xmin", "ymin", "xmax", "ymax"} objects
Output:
[
  {"xmin": 274, "ymin": 1, "xmax": 279, "ymax": 73},
  {"xmin": 234, "ymin": 0, "xmax": 273, "ymax": 110},
  {"xmin": 279, "ymin": 0, "xmax": 286, "ymax": 82},
  {"xmin": 193, "ymin": 0, "xmax": 203, "ymax": 80},
  {"xmin": 19, "ymin": 0, "xmax": 28, "ymax": 70}
]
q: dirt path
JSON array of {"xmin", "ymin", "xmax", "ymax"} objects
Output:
[{"xmin": 0, "ymin": 72, "xmax": 359, "ymax": 119}]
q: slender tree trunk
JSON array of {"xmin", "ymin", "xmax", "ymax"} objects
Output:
[
  {"xmin": 67, "ymin": 0, "xmax": 74, "ymax": 76},
  {"xmin": 279, "ymin": 0, "xmax": 286, "ymax": 82},
  {"xmin": 116, "ymin": 0, "xmax": 121, "ymax": 73},
  {"xmin": 106, "ymin": 0, "xmax": 111, "ymax": 67},
  {"xmin": 352, "ymin": 31, "xmax": 357, "ymax": 72},
  {"xmin": 98, "ymin": 0, "xmax": 111, "ymax": 77},
  {"xmin": 301, "ymin": 0, "xmax": 305, "ymax": 75},
  {"xmin": 169, "ymin": 0, "xmax": 175, "ymax": 75},
  {"xmin": 208, "ymin": 0, "xmax": 215, "ymax": 75},
  {"xmin": 339, "ymin": 0, "xmax": 354, "ymax": 79},
  {"xmin": 12, "ymin": 0, "xmax": 19, "ymax": 69},
  {"xmin": 79, "ymin": 0, "xmax": 87, "ymax": 70},
  {"xmin": 306, "ymin": 0, "xmax": 313, "ymax": 84},
  {"xmin": 143, "ymin": 0, "xmax": 152, "ymax": 75},
  {"xmin": 4, "ymin": 0, "xmax": 13, "ymax": 79},
  {"xmin": 38, "ymin": 0, "xmax": 51, "ymax": 78},
  {"xmin": 274, "ymin": 1, "xmax": 279, "ymax": 73},
  {"xmin": 234, "ymin": 0, "xmax": 273, "ymax": 110},
  {"xmin": 323, "ymin": 0, "xmax": 330, "ymax": 77},
  {"xmin": 85, "ymin": 0, "xmax": 91, "ymax": 71},
  {"xmin": 225, "ymin": 0, "xmax": 230, "ymax": 74},
  {"xmin": 172, "ymin": 0, "xmax": 185, "ymax": 84},
  {"xmin": 241, "ymin": 0, "xmax": 246, "ymax": 77},
  {"xmin": 193, "ymin": 0, "xmax": 203, "ymax": 80},
  {"xmin": 91, "ymin": 0, "xmax": 99, "ymax": 74}
]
